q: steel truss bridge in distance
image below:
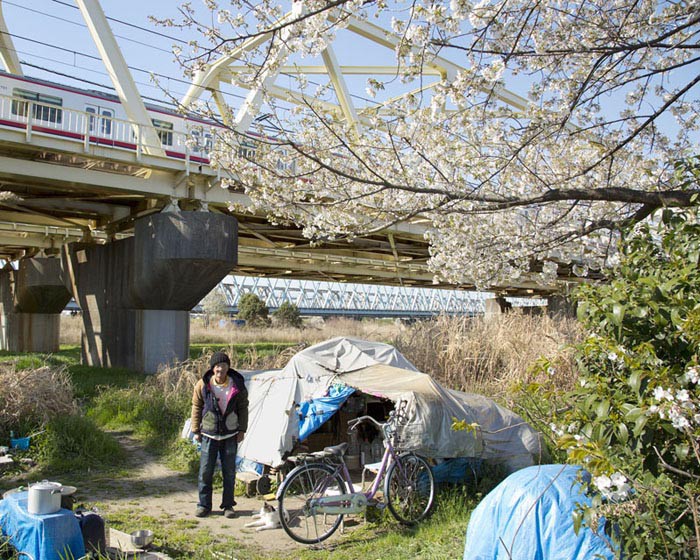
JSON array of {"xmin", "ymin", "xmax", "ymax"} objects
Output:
[{"xmin": 213, "ymin": 276, "xmax": 543, "ymax": 319}]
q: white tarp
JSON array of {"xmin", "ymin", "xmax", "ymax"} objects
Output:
[
  {"xmin": 338, "ymin": 365, "xmax": 546, "ymax": 469},
  {"xmin": 238, "ymin": 337, "xmax": 415, "ymax": 467},
  {"xmin": 238, "ymin": 337, "xmax": 545, "ymax": 471}
]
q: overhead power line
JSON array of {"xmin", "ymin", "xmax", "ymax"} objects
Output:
[
  {"xmin": 4, "ymin": 0, "xmax": 174, "ymax": 53},
  {"xmin": 49, "ymin": 0, "xmax": 189, "ymax": 44}
]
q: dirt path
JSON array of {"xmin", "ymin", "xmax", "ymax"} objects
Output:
[{"xmin": 74, "ymin": 432, "xmax": 310, "ymax": 557}]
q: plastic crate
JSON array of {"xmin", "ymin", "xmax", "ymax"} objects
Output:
[{"xmin": 10, "ymin": 436, "xmax": 30, "ymax": 450}]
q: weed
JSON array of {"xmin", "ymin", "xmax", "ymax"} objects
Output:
[{"xmin": 34, "ymin": 414, "xmax": 125, "ymax": 475}]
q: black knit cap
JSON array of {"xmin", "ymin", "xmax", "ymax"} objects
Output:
[{"xmin": 209, "ymin": 351, "xmax": 231, "ymax": 368}]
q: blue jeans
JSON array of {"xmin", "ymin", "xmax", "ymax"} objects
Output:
[{"xmin": 198, "ymin": 435, "xmax": 238, "ymax": 510}]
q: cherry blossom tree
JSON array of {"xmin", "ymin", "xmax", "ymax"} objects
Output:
[{"xmin": 165, "ymin": 0, "xmax": 700, "ymax": 289}]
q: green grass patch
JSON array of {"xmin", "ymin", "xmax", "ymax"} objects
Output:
[
  {"xmin": 33, "ymin": 414, "xmax": 125, "ymax": 475},
  {"xmin": 288, "ymin": 487, "xmax": 476, "ymax": 560},
  {"xmin": 87, "ymin": 387, "xmax": 188, "ymax": 453},
  {"xmin": 104, "ymin": 508, "xmax": 268, "ymax": 560},
  {"xmin": 67, "ymin": 364, "xmax": 146, "ymax": 400}
]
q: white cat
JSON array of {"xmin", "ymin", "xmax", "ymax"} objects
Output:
[{"xmin": 244, "ymin": 502, "xmax": 288, "ymax": 531}]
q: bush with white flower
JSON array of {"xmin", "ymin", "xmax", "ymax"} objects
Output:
[{"xmin": 525, "ymin": 210, "xmax": 700, "ymax": 559}]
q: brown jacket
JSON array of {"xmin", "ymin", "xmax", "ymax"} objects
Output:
[{"xmin": 191, "ymin": 369, "xmax": 248, "ymax": 436}]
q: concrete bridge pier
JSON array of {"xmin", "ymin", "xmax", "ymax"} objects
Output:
[
  {"xmin": 547, "ymin": 295, "xmax": 577, "ymax": 319},
  {"xmin": 484, "ymin": 297, "xmax": 512, "ymax": 318},
  {"xmin": 0, "ymin": 257, "xmax": 72, "ymax": 352},
  {"xmin": 63, "ymin": 211, "xmax": 238, "ymax": 373}
]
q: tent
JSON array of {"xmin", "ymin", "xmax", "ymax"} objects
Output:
[
  {"xmin": 237, "ymin": 337, "xmax": 545, "ymax": 472},
  {"xmin": 463, "ymin": 464, "xmax": 617, "ymax": 560}
]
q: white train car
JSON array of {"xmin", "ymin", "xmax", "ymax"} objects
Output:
[{"xmin": 0, "ymin": 70, "xmax": 227, "ymax": 163}]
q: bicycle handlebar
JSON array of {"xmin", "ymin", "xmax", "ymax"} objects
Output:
[
  {"xmin": 347, "ymin": 415, "xmax": 383, "ymax": 431},
  {"xmin": 347, "ymin": 401, "xmax": 409, "ymax": 434}
]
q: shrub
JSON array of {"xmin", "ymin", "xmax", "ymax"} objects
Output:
[
  {"xmin": 539, "ymin": 210, "xmax": 700, "ymax": 559},
  {"xmin": 273, "ymin": 301, "xmax": 302, "ymax": 328},
  {"xmin": 0, "ymin": 364, "xmax": 77, "ymax": 438},
  {"xmin": 237, "ymin": 293, "xmax": 270, "ymax": 327}
]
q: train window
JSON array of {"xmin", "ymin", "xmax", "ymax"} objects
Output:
[
  {"xmin": 152, "ymin": 118, "xmax": 174, "ymax": 146},
  {"xmin": 11, "ymin": 88, "xmax": 63, "ymax": 124},
  {"xmin": 275, "ymin": 148, "xmax": 295, "ymax": 173},
  {"xmin": 86, "ymin": 105, "xmax": 114, "ymax": 136},
  {"xmin": 190, "ymin": 131, "xmax": 213, "ymax": 153},
  {"xmin": 237, "ymin": 139, "xmax": 257, "ymax": 159}
]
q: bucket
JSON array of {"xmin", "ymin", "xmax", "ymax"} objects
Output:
[
  {"xmin": 346, "ymin": 454, "xmax": 360, "ymax": 470},
  {"xmin": 10, "ymin": 437, "xmax": 30, "ymax": 450}
]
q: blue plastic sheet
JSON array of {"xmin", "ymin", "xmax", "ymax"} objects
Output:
[
  {"xmin": 463, "ymin": 464, "xmax": 616, "ymax": 560},
  {"xmin": 298, "ymin": 385, "xmax": 355, "ymax": 441},
  {"xmin": 0, "ymin": 491, "xmax": 85, "ymax": 560},
  {"xmin": 432, "ymin": 457, "xmax": 483, "ymax": 485}
]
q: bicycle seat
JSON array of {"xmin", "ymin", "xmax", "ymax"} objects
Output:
[{"xmin": 322, "ymin": 442, "xmax": 349, "ymax": 458}]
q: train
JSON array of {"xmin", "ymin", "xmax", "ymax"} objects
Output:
[{"xmin": 0, "ymin": 70, "xmax": 246, "ymax": 164}]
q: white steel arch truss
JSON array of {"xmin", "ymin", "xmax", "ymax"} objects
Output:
[
  {"xmin": 180, "ymin": 6, "xmax": 529, "ymax": 129},
  {"xmin": 217, "ymin": 275, "xmax": 488, "ymax": 317}
]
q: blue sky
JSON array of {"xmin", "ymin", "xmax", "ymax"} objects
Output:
[
  {"xmin": 3, "ymin": 1, "xmax": 199, "ymax": 105},
  {"xmin": 0, "ymin": 1, "xmax": 481, "ymax": 115}
]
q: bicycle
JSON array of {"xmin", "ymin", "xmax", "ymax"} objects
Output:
[{"xmin": 276, "ymin": 408, "xmax": 436, "ymax": 544}]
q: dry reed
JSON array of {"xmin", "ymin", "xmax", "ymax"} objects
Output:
[
  {"xmin": 393, "ymin": 312, "xmax": 582, "ymax": 398},
  {"xmin": 61, "ymin": 315, "xmax": 402, "ymax": 347},
  {"xmin": 189, "ymin": 316, "xmax": 401, "ymax": 345},
  {"xmin": 151, "ymin": 343, "xmax": 308, "ymax": 401},
  {"xmin": 59, "ymin": 314, "xmax": 82, "ymax": 346},
  {"xmin": 0, "ymin": 363, "xmax": 77, "ymax": 428}
]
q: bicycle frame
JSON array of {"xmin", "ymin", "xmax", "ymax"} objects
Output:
[
  {"xmin": 277, "ymin": 405, "xmax": 436, "ymax": 543},
  {"xmin": 315, "ymin": 443, "xmax": 395, "ymax": 514},
  {"xmin": 284, "ymin": 415, "xmax": 407, "ymax": 516}
]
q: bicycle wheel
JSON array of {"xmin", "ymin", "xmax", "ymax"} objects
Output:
[
  {"xmin": 278, "ymin": 463, "xmax": 347, "ymax": 544},
  {"xmin": 385, "ymin": 453, "xmax": 435, "ymax": 525}
]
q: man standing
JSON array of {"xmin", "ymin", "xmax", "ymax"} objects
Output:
[{"xmin": 191, "ymin": 351, "xmax": 248, "ymax": 518}]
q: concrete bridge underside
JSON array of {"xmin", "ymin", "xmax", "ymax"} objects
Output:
[
  {"xmin": 0, "ymin": 123, "xmax": 585, "ymax": 371},
  {"xmin": 0, "ymin": 0, "xmax": 587, "ymax": 371}
]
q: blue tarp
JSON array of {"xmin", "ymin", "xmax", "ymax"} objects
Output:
[
  {"xmin": 432, "ymin": 457, "xmax": 483, "ymax": 485},
  {"xmin": 298, "ymin": 385, "xmax": 355, "ymax": 441},
  {"xmin": 0, "ymin": 491, "xmax": 85, "ymax": 560},
  {"xmin": 463, "ymin": 464, "xmax": 616, "ymax": 560}
]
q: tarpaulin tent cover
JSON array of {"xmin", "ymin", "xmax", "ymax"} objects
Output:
[
  {"xmin": 237, "ymin": 337, "xmax": 417, "ymax": 467},
  {"xmin": 339, "ymin": 364, "xmax": 544, "ymax": 470},
  {"xmin": 237, "ymin": 337, "xmax": 545, "ymax": 471},
  {"xmin": 463, "ymin": 464, "xmax": 616, "ymax": 560}
]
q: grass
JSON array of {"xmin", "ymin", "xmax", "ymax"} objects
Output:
[
  {"xmin": 0, "ymin": 346, "xmax": 145, "ymax": 400},
  {"xmin": 104, "ymin": 508, "xmax": 270, "ymax": 560},
  {"xmin": 1, "ymin": 314, "xmax": 580, "ymax": 559},
  {"xmin": 96, "ymin": 486, "xmax": 477, "ymax": 560}
]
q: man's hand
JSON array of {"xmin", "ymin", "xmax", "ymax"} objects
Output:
[
  {"xmin": 193, "ymin": 433, "xmax": 202, "ymax": 443},
  {"xmin": 236, "ymin": 431, "xmax": 245, "ymax": 443}
]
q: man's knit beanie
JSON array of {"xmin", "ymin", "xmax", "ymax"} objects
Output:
[{"xmin": 210, "ymin": 351, "xmax": 231, "ymax": 368}]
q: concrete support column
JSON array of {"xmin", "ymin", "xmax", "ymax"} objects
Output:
[
  {"xmin": 63, "ymin": 211, "xmax": 237, "ymax": 373},
  {"xmin": 484, "ymin": 296, "xmax": 512, "ymax": 319},
  {"xmin": 547, "ymin": 294, "xmax": 577, "ymax": 319},
  {"xmin": 0, "ymin": 257, "xmax": 72, "ymax": 352}
]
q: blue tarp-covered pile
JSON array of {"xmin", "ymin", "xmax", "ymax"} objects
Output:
[{"xmin": 463, "ymin": 464, "xmax": 617, "ymax": 560}]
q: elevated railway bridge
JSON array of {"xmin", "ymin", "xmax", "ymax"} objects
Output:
[
  {"xmin": 0, "ymin": 0, "xmax": 577, "ymax": 372},
  {"xmin": 216, "ymin": 276, "xmax": 499, "ymax": 318}
]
